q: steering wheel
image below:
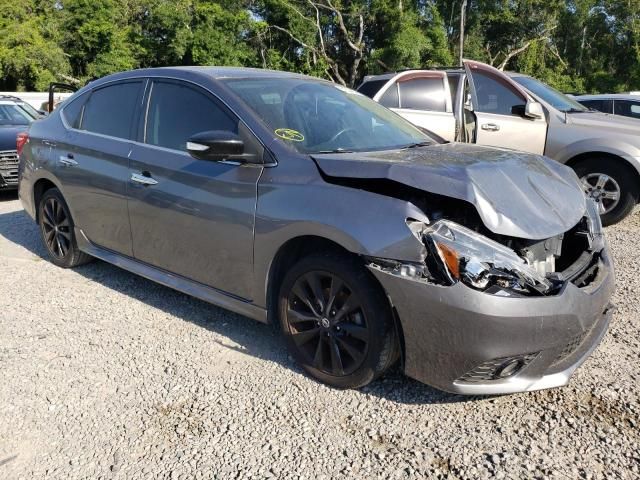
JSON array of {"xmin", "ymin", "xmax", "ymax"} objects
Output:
[{"xmin": 327, "ymin": 127, "xmax": 358, "ymax": 145}]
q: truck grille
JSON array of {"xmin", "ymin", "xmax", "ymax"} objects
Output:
[{"xmin": 0, "ymin": 150, "xmax": 19, "ymax": 186}]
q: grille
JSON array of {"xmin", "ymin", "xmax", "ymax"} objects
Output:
[
  {"xmin": 457, "ymin": 353, "xmax": 538, "ymax": 383},
  {"xmin": 551, "ymin": 331, "xmax": 587, "ymax": 367},
  {"xmin": 0, "ymin": 150, "xmax": 19, "ymax": 185}
]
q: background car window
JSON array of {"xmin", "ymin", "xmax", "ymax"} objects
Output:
[
  {"xmin": 0, "ymin": 104, "xmax": 34, "ymax": 125},
  {"xmin": 379, "ymin": 83, "xmax": 399, "ymax": 108},
  {"xmin": 398, "ymin": 77, "xmax": 446, "ymax": 112},
  {"xmin": 356, "ymin": 79, "xmax": 388, "ymax": 99},
  {"xmin": 580, "ymin": 99, "xmax": 612, "ymax": 113},
  {"xmin": 81, "ymin": 82, "xmax": 142, "ymax": 139},
  {"xmin": 61, "ymin": 93, "xmax": 88, "ymax": 129},
  {"xmin": 472, "ymin": 70, "xmax": 526, "ymax": 115},
  {"xmin": 146, "ymin": 82, "xmax": 238, "ymax": 151},
  {"xmin": 614, "ymin": 100, "xmax": 640, "ymax": 119}
]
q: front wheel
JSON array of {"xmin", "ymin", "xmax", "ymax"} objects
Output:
[
  {"xmin": 278, "ymin": 252, "xmax": 398, "ymax": 389},
  {"xmin": 573, "ymin": 158, "xmax": 639, "ymax": 226}
]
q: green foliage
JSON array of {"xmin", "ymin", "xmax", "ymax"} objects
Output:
[{"xmin": 0, "ymin": 0, "xmax": 638, "ymax": 92}]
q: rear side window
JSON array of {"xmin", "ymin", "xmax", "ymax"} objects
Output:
[
  {"xmin": 614, "ymin": 100, "xmax": 640, "ymax": 119},
  {"xmin": 145, "ymin": 81, "xmax": 238, "ymax": 151},
  {"xmin": 357, "ymin": 80, "xmax": 388, "ymax": 99},
  {"xmin": 471, "ymin": 70, "xmax": 526, "ymax": 115},
  {"xmin": 81, "ymin": 82, "xmax": 142, "ymax": 139},
  {"xmin": 398, "ymin": 77, "xmax": 446, "ymax": 112},
  {"xmin": 581, "ymin": 99, "xmax": 612, "ymax": 113},
  {"xmin": 61, "ymin": 93, "xmax": 89, "ymax": 129}
]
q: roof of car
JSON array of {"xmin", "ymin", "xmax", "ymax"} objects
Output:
[{"xmin": 573, "ymin": 93, "xmax": 640, "ymax": 101}]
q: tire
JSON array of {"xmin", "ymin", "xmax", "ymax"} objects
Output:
[
  {"xmin": 278, "ymin": 252, "xmax": 398, "ymax": 389},
  {"xmin": 572, "ymin": 157, "xmax": 639, "ymax": 226},
  {"xmin": 38, "ymin": 188, "xmax": 93, "ymax": 268}
]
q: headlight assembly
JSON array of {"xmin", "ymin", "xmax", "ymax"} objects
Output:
[{"xmin": 425, "ymin": 220, "xmax": 553, "ymax": 295}]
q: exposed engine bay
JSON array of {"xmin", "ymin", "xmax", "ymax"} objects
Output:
[{"xmin": 368, "ymin": 198, "xmax": 604, "ymax": 297}]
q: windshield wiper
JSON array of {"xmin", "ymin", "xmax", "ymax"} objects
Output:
[
  {"xmin": 402, "ymin": 141, "xmax": 433, "ymax": 149},
  {"xmin": 315, "ymin": 148, "xmax": 354, "ymax": 154}
]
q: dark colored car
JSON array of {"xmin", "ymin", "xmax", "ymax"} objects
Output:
[
  {"xmin": 18, "ymin": 67, "xmax": 614, "ymax": 394},
  {"xmin": 1, "ymin": 96, "xmax": 37, "ymax": 189}
]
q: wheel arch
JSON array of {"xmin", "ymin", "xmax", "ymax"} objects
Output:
[
  {"xmin": 265, "ymin": 234, "xmax": 406, "ymax": 369},
  {"xmin": 565, "ymin": 151, "xmax": 640, "ymax": 198},
  {"xmin": 32, "ymin": 177, "xmax": 59, "ymax": 222}
]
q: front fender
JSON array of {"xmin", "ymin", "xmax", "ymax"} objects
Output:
[
  {"xmin": 252, "ymin": 176, "xmax": 430, "ymax": 308},
  {"xmin": 552, "ymin": 137, "xmax": 640, "ymax": 175}
]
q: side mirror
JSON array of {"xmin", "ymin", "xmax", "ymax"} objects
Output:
[
  {"xmin": 187, "ymin": 130, "xmax": 257, "ymax": 163},
  {"xmin": 524, "ymin": 101, "xmax": 544, "ymax": 119}
]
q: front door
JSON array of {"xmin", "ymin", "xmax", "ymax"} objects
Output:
[
  {"xmin": 54, "ymin": 80, "xmax": 145, "ymax": 256},
  {"xmin": 127, "ymin": 79, "xmax": 263, "ymax": 300},
  {"xmin": 464, "ymin": 61, "xmax": 547, "ymax": 155}
]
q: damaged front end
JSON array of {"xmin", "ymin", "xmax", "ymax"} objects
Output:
[{"xmin": 368, "ymin": 198, "xmax": 605, "ymax": 298}]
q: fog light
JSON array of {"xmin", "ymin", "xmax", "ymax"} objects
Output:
[{"xmin": 495, "ymin": 358, "xmax": 524, "ymax": 379}]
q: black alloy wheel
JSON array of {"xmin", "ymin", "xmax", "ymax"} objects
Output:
[
  {"xmin": 286, "ymin": 270, "xmax": 369, "ymax": 376},
  {"xmin": 38, "ymin": 188, "xmax": 92, "ymax": 268},
  {"xmin": 41, "ymin": 196, "xmax": 71, "ymax": 259},
  {"xmin": 279, "ymin": 253, "xmax": 398, "ymax": 389}
]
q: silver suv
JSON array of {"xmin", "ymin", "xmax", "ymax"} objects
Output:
[{"xmin": 359, "ymin": 60, "xmax": 640, "ymax": 225}]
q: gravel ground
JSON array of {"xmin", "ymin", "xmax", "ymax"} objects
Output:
[{"xmin": 0, "ymin": 190, "xmax": 638, "ymax": 480}]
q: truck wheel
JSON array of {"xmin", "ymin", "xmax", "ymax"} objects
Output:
[
  {"xmin": 38, "ymin": 188, "xmax": 93, "ymax": 268},
  {"xmin": 573, "ymin": 158, "xmax": 639, "ymax": 226},
  {"xmin": 278, "ymin": 252, "xmax": 398, "ymax": 389}
]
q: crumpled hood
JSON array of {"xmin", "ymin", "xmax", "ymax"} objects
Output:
[{"xmin": 312, "ymin": 143, "xmax": 586, "ymax": 240}]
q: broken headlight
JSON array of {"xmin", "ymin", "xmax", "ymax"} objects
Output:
[{"xmin": 425, "ymin": 220, "xmax": 553, "ymax": 295}]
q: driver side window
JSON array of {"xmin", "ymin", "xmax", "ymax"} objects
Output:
[
  {"xmin": 145, "ymin": 81, "xmax": 238, "ymax": 151},
  {"xmin": 471, "ymin": 70, "xmax": 526, "ymax": 116}
]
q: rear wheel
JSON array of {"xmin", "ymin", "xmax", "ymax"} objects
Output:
[
  {"xmin": 278, "ymin": 252, "xmax": 398, "ymax": 389},
  {"xmin": 572, "ymin": 157, "xmax": 639, "ymax": 226},
  {"xmin": 38, "ymin": 188, "xmax": 92, "ymax": 268}
]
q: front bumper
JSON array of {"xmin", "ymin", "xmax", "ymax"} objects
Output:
[{"xmin": 369, "ymin": 249, "xmax": 615, "ymax": 395}]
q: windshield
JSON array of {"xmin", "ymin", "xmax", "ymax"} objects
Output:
[
  {"xmin": 0, "ymin": 103, "xmax": 36, "ymax": 126},
  {"xmin": 512, "ymin": 76, "xmax": 588, "ymax": 113},
  {"xmin": 224, "ymin": 78, "xmax": 434, "ymax": 154},
  {"xmin": 17, "ymin": 102, "xmax": 41, "ymax": 118}
]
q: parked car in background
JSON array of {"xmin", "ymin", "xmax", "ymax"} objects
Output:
[
  {"xmin": 0, "ymin": 96, "xmax": 38, "ymax": 190},
  {"xmin": 359, "ymin": 60, "xmax": 640, "ymax": 225},
  {"xmin": 19, "ymin": 67, "xmax": 613, "ymax": 395},
  {"xmin": 573, "ymin": 94, "xmax": 640, "ymax": 120}
]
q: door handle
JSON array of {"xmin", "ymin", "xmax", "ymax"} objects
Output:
[
  {"xmin": 481, "ymin": 123, "xmax": 500, "ymax": 132},
  {"xmin": 59, "ymin": 154, "xmax": 78, "ymax": 167},
  {"xmin": 131, "ymin": 172, "xmax": 158, "ymax": 186}
]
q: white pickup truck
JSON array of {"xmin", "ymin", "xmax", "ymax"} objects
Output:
[{"xmin": 358, "ymin": 60, "xmax": 640, "ymax": 225}]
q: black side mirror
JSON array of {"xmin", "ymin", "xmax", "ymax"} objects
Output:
[{"xmin": 187, "ymin": 130, "xmax": 257, "ymax": 163}]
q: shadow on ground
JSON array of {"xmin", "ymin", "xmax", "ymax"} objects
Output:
[{"xmin": 0, "ymin": 205, "xmax": 471, "ymax": 405}]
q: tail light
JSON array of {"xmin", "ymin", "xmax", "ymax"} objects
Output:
[{"xmin": 16, "ymin": 132, "xmax": 29, "ymax": 157}]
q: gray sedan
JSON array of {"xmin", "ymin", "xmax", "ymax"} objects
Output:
[{"xmin": 18, "ymin": 67, "xmax": 614, "ymax": 394}]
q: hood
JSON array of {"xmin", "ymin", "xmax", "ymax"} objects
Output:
[
  {"xmin": 0, "ymin": 125, "xmax": 27, "ymax": 151},
  {"xmin": 312, "ymin": 143, "xmax": 586, "ymax": 240},
  {"xmin": 567, "ymin": 111, "xmax": 640, "ymax": 134}
]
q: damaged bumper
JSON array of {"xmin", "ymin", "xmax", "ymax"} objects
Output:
[{"xmin": 368, "ymin": 247, "xmax": 614, "ymax": 395}]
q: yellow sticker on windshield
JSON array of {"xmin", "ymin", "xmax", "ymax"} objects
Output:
[{"xmin": 275, "ymin": 128, "xmax": 305, "ymax": 142}]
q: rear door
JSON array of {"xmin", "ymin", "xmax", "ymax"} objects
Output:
[
  {"xmin": 464, "ymin": 61, "xmax": 547, "ymax": 155},
  {"xmin": 126, "ymin": 79, "xmax": 263, "ymax": 300},
  {"xmin": 56, "ymin": 80, "xmax": 144, "ymax": 256},
  {"xmin": 375, "ymin": 72, "xmax": 457, "ymax": 141}
]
